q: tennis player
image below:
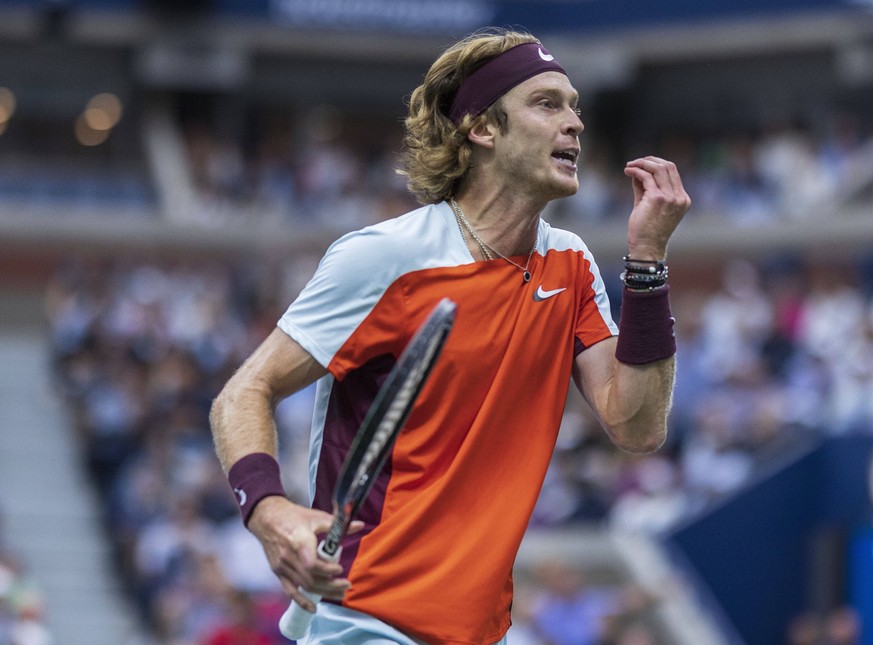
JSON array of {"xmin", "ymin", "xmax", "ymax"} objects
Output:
[{"xmin": 210, "ymin": 27, "xmax": 690, "ymax": 645}]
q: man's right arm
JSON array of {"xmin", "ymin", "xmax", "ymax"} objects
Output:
[
  {"xmin": 210, "ymin": 326, "xmax": 326, "ymax": 471},
  {"xmin": 209, "ymin": 327, "xmax": 353, "ymax": 610}
]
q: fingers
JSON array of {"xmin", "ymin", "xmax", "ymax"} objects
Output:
[
  {"xmin": 281, "ymin": 560, "xmax": 350, "ymax": 602},
  {"xmin": 306, "ymin": 508, "xmax": 339, "ymax": 535},
  {"xmin": 623, "ymin": 156, "xmax": 691, "ymax": 259},
  {"xmin": 281, "ymin": 512, "xmax": 347, "ymax": 583},
  {"xmin": 277, "ymin": 553, "xmax": 349, "ymax": 604},
  {"xmin": 281, "ymin": 578, "xmax": 318, "ymax": 613},
  {"xmin": 624, "ymin": 156, "xmax": 691, "ymax": 211},
  {"xmin": 624, "ymin": 157, "xmax": 670, "ymax": 194},
  {"xmin": 248, "ymin": 499, "xmax": 355, "ymax": 608},
  {"xmin": 309, "ymin": 566, "xmax": 352, "ymax": 599},
  {"xmin": 286, "ymin": 544, "xmax": 350, "ymax": 606}
]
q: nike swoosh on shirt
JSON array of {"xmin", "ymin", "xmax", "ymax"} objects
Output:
[{"xmin": 533, "ymin": 286, "xmax": 567, "ymax": 301}]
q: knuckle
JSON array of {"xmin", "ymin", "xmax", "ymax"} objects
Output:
[
  {"xmin": 272, "ymin": 558, "xmax": 291, "ymax": 577},
  {"xmin": 288, "ymin": 530, "xmax": 311, "ymax": 553}
]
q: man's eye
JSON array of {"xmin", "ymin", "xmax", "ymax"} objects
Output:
[{"xmin": 538, "ymin": 99, "xmax": 555, "ymax": 109}]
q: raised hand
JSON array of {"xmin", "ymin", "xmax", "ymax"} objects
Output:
[{"xmin": 623, "ymin": 156, "xmax": 691, "ymax": 260}]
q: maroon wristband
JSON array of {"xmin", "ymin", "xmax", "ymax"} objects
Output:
[
  {"xmin": 227, "ymin": 453, "xmax": 287, "ymax": 526},
  {"xmin": 615, "ymin": 285, "xmax": 676, "ymax": 365}
]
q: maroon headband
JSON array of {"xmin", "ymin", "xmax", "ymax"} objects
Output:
[{"xmin": 449, "ymin": 42, "xmax": 567, "ymax": 124}]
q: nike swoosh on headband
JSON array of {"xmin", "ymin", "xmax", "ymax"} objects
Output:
[{"xmin": 449, "ymin": 42, "xmax": 567, "ymax": 123}]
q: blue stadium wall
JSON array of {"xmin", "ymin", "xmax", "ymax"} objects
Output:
[{"xmin": 668, "ymin": 435, "xmax": 873, "ymax": 645}]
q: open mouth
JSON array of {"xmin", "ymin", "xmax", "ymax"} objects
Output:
[{"xmin": 551, "ymin": 149, "xmax": 579, "ymax": 169}]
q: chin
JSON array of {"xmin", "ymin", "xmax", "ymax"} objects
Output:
[
  {"xmin": 532, "ymin": 170, "xmax": 578, "ymax": 202},
  {"xmin": 551, "ymin": 178, "xmax": 579, "ymax": 200}
]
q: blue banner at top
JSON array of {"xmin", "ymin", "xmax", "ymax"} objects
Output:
[
  {"xmin": 6, "ymin": 0, "xmax": 870, "ymax": 35},
  {"xmin": 496, "ymin": 0, "xmax": 868, "ymax": 33},
  {"xmin": 259, "ymin": 0, "xmax": 869, "ymax": 34}
]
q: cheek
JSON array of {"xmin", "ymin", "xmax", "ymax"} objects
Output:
[{"xmin": 496, "ymin": 143, "xmax": 531, "ymax": 175}]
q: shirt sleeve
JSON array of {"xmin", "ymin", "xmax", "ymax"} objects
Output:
[
  {"xmin": 277, "ymin": 226, "xmax": 411, "ymax": 377},
  {"xmin": 574, "ymin": 248, "xmax": 618, "ymax": 352}
]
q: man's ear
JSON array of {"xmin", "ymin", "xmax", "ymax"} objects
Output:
[{"xmin": 467, "ymin": 118, "xmax": 497, "ymax": 149}]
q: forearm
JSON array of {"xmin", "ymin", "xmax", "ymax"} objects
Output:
[
  {"xmin": 207, "ymin": 329, "xmax": 355, "ymax": 607},
  {"xmin": 599, "ymin": 356, "xmax": 675, "ymax": 453},
  {"xmin": 210, "ymin": 373, "xmax": 280, "ymax": 473},
  {"xmin": 606, "ymin": 281, "xmax": 677, "ymax": 452},
  {"xmin": 209, "ymin": 328, "xmax": 327, "ymax": 473},
  {"xmin": 575, "ymin": 283, "xmax": 678, "ymax": 453}
]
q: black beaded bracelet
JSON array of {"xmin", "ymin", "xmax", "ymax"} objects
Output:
[
  {"xmin": 623, "ymin": 256, "xmax": 667, "ymax": 272},
  {"xmin": 622, "ymin": 256, "xmax": 668, "ymax": 291}
]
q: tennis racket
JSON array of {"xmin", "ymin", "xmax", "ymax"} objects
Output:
[{"xmin": 279, "ymin": 297, "xmax": 457, "ymax": 640}]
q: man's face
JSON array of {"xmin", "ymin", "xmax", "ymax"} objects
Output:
[{"xmin": 489, "ymin": 72, "xmax": 583, "ymax": 201}]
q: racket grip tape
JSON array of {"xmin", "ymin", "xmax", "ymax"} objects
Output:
[{"xmin": 278, "ymin": 541, "xmax": 342, "ymax": 640}]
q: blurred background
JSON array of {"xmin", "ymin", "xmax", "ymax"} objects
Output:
[{"xmin": 2, "ymin": 1, "xmax": 873, "ymax": 644}]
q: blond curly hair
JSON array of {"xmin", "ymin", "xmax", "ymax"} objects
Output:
[{"xmin": 399, "ymin": 28, "xmax": 539, "ymax": 205}]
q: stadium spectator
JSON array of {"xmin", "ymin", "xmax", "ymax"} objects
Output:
[
  {"xmin": 198, "ymin": 589, "xmax": 273, "ymax": 645},
  {"xmin": 0, "ymin": 512, "xmax": 53, "ymax": 645},
  {"xmin": 786, "ymin": 606, "xmax": 861, "ymax": 645},
  {"xmin": 527, "ymin": 562, "xmax": 657, "ymax": 645}
]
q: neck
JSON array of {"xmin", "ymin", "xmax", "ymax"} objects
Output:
[{"xmin": 451, "ymin": 190, "xmax": 542, "ymax": 257}]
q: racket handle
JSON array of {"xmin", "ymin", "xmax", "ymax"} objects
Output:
[
  {"xmin": 279, "ymin": 589, "xmax": 321, "ymax": 640},
  {"xmin": 278, "ymin": 541, "xmax": 342, "ymax": 640}
]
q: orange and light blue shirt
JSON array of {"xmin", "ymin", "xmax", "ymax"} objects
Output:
[{"xmin": 278, "ymin": 201, "xmax": 617, "ymax": 645}]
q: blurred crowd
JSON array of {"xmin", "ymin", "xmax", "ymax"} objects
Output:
[
  {"xmin": 787, "ymin": 606, "xmax": 861, "ymax": 645},
  {"xmin": 180, "ymin": 107, "xmax": 873, "ymax": 230},
  {"xmin": 44, "ymin": 259, "xmax": 289, "ymax": 644},
  {"xmin": 180, "ymin": 107, "xmax": 419, "ymax": 231},
  {"xmin": 560, "ymin": 113, "xmax": 873, "ymax": 225},
  {"xmin": 2, "ymin": 94, "xmax": 870, "ymax": 226},
  {"xmin": 507, "ymin": 564, "xmax": 664, "ymax": 645},
  {"xmin": 41, "ymin": 246, "xmax": 873, "ymax": 642},
  {"xmin": 534, "ymin": 256, "xmax": 873, "ymax": 533}
]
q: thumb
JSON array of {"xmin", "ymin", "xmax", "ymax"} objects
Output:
[
  {"xmin": 306, "ymin": 508, "xmax": 337, "ymax": 535},
  {"xmin": 287, "ymin": 508, "xmax": 334, "ymax": 567},
  {"xmin": 288, "ymin": 522, "xmax": 320, "ymax": 568}
]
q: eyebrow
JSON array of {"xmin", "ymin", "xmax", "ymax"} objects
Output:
[{"xmin": 529, "ymin": 86, "xmax": 580, "ymax": 106}]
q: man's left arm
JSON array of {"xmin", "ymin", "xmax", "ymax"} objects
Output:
[
  {"xmin": 573, "ymin": 156, "xmax": 690, "ymax": 453},
  {"xmin": 573, "ymin": 337, "xmax": 675, "ymax": 453}
]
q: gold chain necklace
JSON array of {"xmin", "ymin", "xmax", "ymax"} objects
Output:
[
  {"xmin": 449, "ymin": 198, "xmax": 537, "ymax": 283},
  {"xmin": 452, "ymin": 203, "xmax": 493, "ymax": 261}
]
